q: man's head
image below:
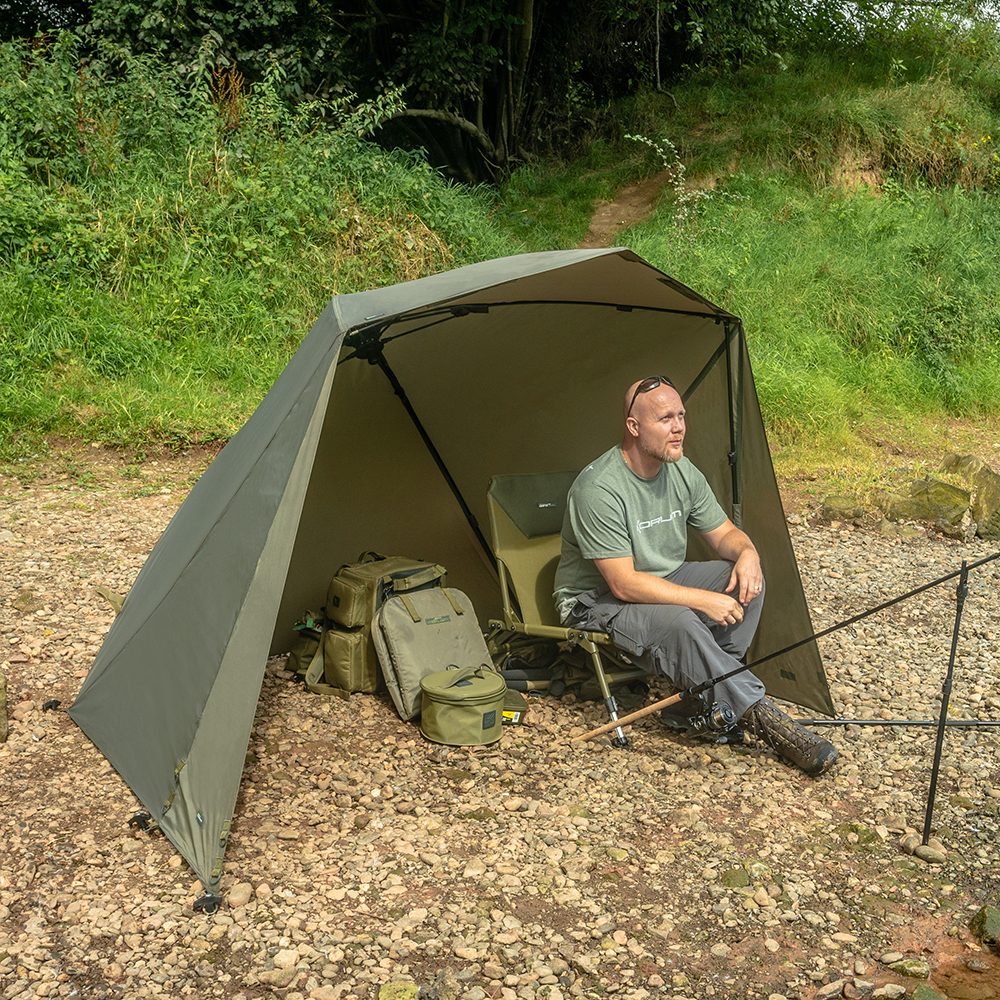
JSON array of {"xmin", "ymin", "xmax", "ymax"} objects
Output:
[{"xmin": 623, "ymin": 375, "xmax": 686, "ymax": 465}]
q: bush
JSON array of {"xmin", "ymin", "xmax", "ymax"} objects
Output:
[{"xmin": 0, "ymin": 35, "xmax": 519, "ymax": 456}]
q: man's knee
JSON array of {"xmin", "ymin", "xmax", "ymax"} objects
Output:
[{"xmin": 611, "ymin": 603, "xmax": 703, "ymax": 656}]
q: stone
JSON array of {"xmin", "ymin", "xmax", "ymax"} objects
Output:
[
  {"xmin": 913, "ymin": 845, "xmax": 946, "ymax": 865},
  {"xmin": 969, "ymin": 905, "xmax": 1000, "ymax": 945},
  {"xmin": 888, "ymin": 957, "xmax": 930, "ymax": 978},
  {"xmin": 606, "ymin": 847, "xmax": 629, "ymax": 862},
  {"xmin": 226, "ymin": 882, "xmax": 252, "ymax": 907},
  {"xmin": 910, "ymin": 987, "xmax": 947, "ymax": 1000},
  {"xmin": 378, "ymin": 984, "xmax": 419, "ymax": 1000},
  {"xmin": 720, "ymin": 867, "xmax": 750, "ymax": 888},
  {"xmin": 898, "ymin": 833, "xmax": 920, "ymax": 855},
  {"xmin": 941, "ymin": 453, "xmax": 985, "ymax": 478},
  {"xmin": 710, "ymin": 943, "xmax": 731, "ymax": 958},
  {"xmin": 973, "ymin": 466, "xmax": 1000, "ymax": 539},
  {"xmin": 259, "ymin": 969, "xmax": 297, "ymax": 988},
  {"xmin": 883, "ymin": 478, "xmax": 971, "ymax": 538},
  {"xmin": 872, "ymin": 988, "xmax": 906, "ymax": 1000},
  {"xmin": 816, "ymin": 981, "xmax": 846, "ymax": 999},
  {"xmin": 879, "ymin": 953, "xmax": 904, "ymax": 965},
  {"xmin": 822, "ymin": 496, "xmax": 866, "ymax": 521},
  {"xmin": 310, "ymin": 989, "xmax": 342, "ymax": 1000},
  {"xmin": 273, "ymin": 949, "xmax": 299, "ymax": 970}
]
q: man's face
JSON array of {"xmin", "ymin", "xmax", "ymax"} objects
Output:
[{"xmin": 632, "ymin": 385, "xmax": 686, "ymax": 464}]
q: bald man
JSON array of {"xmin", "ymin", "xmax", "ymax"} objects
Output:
[{"xmin": 553, "ymin": 376, "xmax": 837, "ymax": 777}]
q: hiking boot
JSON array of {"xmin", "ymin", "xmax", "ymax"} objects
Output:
[{"xmin": 743, "ymin": 697, "xmax": 838, "ymax": 777}]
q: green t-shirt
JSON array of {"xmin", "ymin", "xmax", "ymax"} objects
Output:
[{"xmin": 552, "ymin": 445, "xmax": 727, "ymax": 621}]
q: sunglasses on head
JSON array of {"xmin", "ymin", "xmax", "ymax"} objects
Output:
[{"xmin": 626, "ymin": 375, "xmax": 676, "ymax": 418}]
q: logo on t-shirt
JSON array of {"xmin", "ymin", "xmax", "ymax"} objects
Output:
[{"xmin": 636, "ymin": 510, "xmax": 683, "ymax": 531}]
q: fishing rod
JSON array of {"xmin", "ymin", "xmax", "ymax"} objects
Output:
[{"xmin": 576, "ymin": 548, "xmax": 1000, "ymax": 743}]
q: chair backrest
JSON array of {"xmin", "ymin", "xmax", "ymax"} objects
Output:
[{"xmin": 487, "ymin": 471, "xmax": 579, "ymax": 628}]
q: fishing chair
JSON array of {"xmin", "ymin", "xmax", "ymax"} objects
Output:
[{"xmin": 486, "ymin": 472, "xmax": 648, "ymax": 746}]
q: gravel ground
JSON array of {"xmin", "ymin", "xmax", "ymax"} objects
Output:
[{"xmin": 1, "ymin": 450, "xmax": 999, "ymax": 1000}]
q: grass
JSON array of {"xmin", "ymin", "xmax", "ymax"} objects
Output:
[{"xmin": 628, "ymin": 174, "xmax": 1000, "ymax": 433}]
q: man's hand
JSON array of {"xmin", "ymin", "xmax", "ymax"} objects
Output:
[
  {"xmin": 694, "ymin": 590, "xmax": 745, "ymax": 627},
  {"xmin": 725, "ymin": 548, "xmax": 764, "ymax": 606}
]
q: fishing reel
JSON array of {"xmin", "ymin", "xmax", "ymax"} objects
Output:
[{"xmin": 687, "ymin": 700, "xmax": 737, "ymax": 735}]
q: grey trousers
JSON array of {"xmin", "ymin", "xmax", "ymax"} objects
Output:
[{"xmin": 566, "ymin": 561, "xmax": 766, "ymax": 720}]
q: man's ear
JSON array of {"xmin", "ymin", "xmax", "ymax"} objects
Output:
[{"xmin": 625, "ymin": 416, "xmax": 640, "ymax": 438}]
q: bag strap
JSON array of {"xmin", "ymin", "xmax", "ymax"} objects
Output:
[
  {"xmin": 302, "ymin": 620, "xmax": 350, "ymax": 700},
  {"xmin": 398, "ymin": 594, "xmax": 422, "ymax": 623},
  {"xmin": 442, "ymin": 588, "xmax": 464, "ymax": 616},
  {"xmin": 391, "ymin": 563, "xmax": 447, "ymax": 592}
]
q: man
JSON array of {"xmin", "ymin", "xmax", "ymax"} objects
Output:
[{"xmin": 553, "ymin": 375, "xmax": 837, "ymax": 777}]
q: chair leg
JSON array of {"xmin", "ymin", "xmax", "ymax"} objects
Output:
[{"xmin": 583, "ymin": 641, "xmax": 630, "ymax": 748}]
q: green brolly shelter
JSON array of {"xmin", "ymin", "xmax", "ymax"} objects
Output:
[{"xmin": 70, "ymin": 248, "xmax": 834, "ymax": 906}]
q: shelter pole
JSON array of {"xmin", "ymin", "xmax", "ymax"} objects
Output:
[
  {"xmin": 371, "ymin": 353, "xmax": 496, "ymax": 567},
  {"xmin": 723, "ymin": 321, "xmax": 742, "ymax": 527},
  {"xmin": 680, "ymin": 330, "xmax": 726, "ymax": 404},
  {"xmin": 922, "ymin": 560, "xmax": 969, "ymax": 845}
]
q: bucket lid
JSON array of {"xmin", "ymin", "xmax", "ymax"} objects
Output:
[{"xmin": 421, "ymin": 664, "xmax": 506, "ymax": 702}]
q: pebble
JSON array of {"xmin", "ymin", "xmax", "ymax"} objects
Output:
[
  {"xmin": 226, "ymin": 882, "xmax": 253, "ymax": 907},
  {"xmin": 816, "ymin": 981, "xmax": 846, "ymax": 999}
]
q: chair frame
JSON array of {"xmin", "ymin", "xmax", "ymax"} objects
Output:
[{"xmin": 486, "ymin": 476, "xmax": 647, "ymax": 746}]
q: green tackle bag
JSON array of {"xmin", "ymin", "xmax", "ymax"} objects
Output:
[
  {"xmin": 373, "ymin": 587, "xmax": 492, "ymax": 721},
  {"xmin": 419, "ymin": 664, "xmax": 507, "ymax": 746}
]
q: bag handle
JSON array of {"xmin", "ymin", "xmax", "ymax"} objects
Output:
[
  {"xmin": 391, "ymin": 563, "xmax": 447, "ymax": 592},
  {"xmin": 393, "ymin": 587, "xmax": 464, "ymax": 624},
  {"xmin": 439, "ymin": 664, "xmax": 499, "ymax": 689}
]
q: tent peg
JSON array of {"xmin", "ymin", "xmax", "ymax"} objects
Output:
[
  {"xmin": 193, "ymin": 892, "xmax": 222, "ymax": 915},
  {"xmin": 127, "ymin": 811, "xmax": 160, "ymax": 835}
]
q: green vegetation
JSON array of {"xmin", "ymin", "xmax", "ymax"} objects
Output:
[{"xmin": 0, "ymin": 38, "xmax": 518, "ymax": 457}]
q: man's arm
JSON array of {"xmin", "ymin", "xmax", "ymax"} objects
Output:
[
  {"xmin": 594, "ymin": 556, "xmax": 746, "ymax": 627},
  {"xmin": 700, "ymin": 518, "xmax": 763, "ymax": 606}
]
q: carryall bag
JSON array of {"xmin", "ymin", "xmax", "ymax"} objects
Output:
[
  {"xmin": 295, "ymin": 552, "xmax": 447, "ymax": 697},
  {"xmin": 327, "ymin": 552, "xmax": 447, "ymax": 628},
  {"xmin": 419, "ymin": 664, "xmax": 507, "ymax": 746},
  {"xmin": 373, "ymin": 587, "xmax": 491, "ymax": 720}
]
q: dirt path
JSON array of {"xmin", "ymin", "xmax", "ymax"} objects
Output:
[{"xmin": 578, "ymin": 170, "xmax": 672, "ymax": 248}]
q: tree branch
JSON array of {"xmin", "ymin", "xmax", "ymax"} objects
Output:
[{"xmin": 384, "ymin": 108, "xmax": 501, "ymax": 165}]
